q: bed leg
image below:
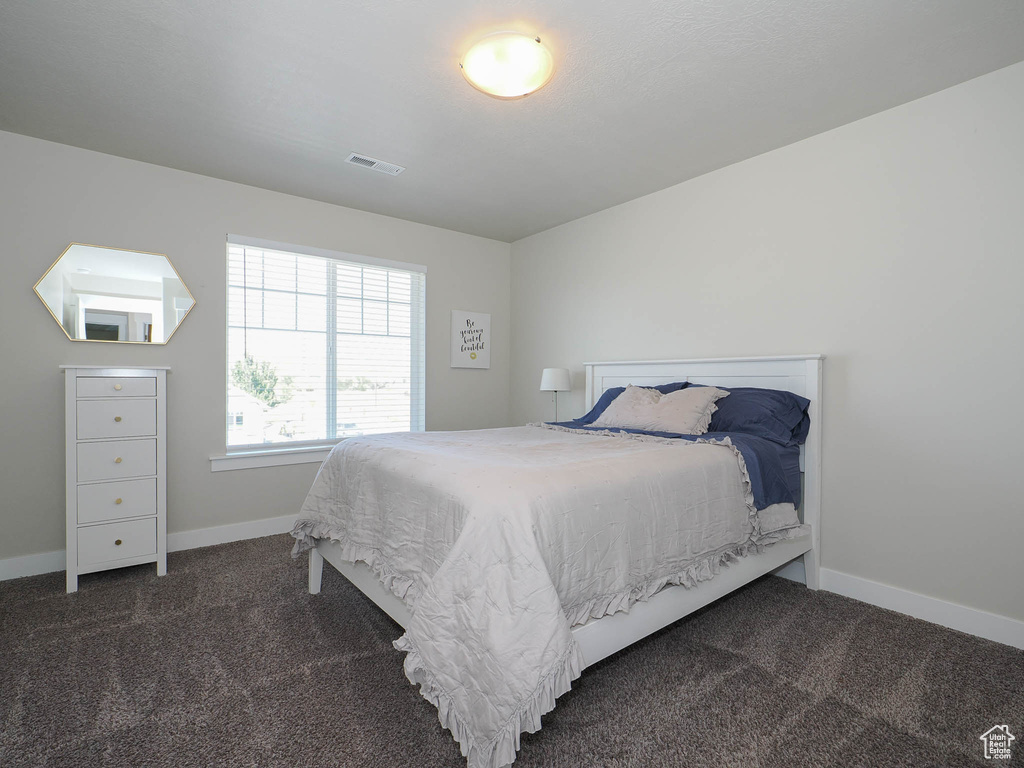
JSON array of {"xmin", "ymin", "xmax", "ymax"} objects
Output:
[
  {"xmin": 803, "ymin": 549, "xmax": 820, "ymax": 590},
  {"xmin": 308, "ymin": 547, "xmax": 324, "ymax": 595}
]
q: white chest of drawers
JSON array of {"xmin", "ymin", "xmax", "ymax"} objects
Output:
[{"xmin": 63, "ymin": 366, "xmax": 169, "ymax": 592}]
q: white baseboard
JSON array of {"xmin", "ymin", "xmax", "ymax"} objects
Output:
[
  {"xmin": 166, "ymin": 514, "xmax": 295, "ymax": 552},
  {"xmin": 0, "ymin": 550, "xmax": 68, "ymax": 581},
  {"xmin": 0, "ymin": 514, "xmax": 296, "ymax": 583},
  {"xmin": 772, "ymin": 560, "xmax": 806, "ymax": 583},
  {"xmin": 818, "ymin": 568, "xmax": 1024, "ymax": 651},
  {"xmin": 771, "ymin": 559, "xmax": 1023, "ymax": 650},
  {"xmin": 5, "ymin": 532, "xmax": 1021, "ymax": 650}
]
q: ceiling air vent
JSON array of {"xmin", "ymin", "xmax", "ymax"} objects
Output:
[{"xmin": 346, "ymin": 153, "xmax": 405, "ymax": 176}]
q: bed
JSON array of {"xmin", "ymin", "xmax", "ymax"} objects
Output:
[{"xmin": 292, "ymin": 355, "xmax": 823, "ymax": 768}]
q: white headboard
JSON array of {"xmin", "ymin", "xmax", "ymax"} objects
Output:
[{"xmin": 584, "ymin": 355, "xmax": 823, "ymax": 586}]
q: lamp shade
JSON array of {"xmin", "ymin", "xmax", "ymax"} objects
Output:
[{"xmin": 539, "ymin": 367, "xmax": 571, "ymax": 392}]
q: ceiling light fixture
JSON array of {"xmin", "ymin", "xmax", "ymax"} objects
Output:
[{"xmin": 460, "ymin": 32, "xmax": 554, "ymax": 99}]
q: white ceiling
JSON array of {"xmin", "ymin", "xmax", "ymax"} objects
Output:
[
  {"xmin": 46, "ymin": 245, "xmax": 180, "ymax": 283},
  {"xmin": 2, "ymin": 1, "xmax": 1023, "ymax": 243}
]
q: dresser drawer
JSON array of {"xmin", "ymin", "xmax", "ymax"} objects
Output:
[
  {"xmin": 77, "ymin": 376, "xmax": 156, "ymax": 398},
  {"xmin": 77, "ymin": 399, "xmax": 156, "ymax": 440},
  {"xmin": 78, "ymin": 518, "xmax": 157, "ymax": 567},
  {"xmin": 77, "ymin": 439, "xmax": 156, "ymax": 482},
  {"xmin": 78, "ymin": 478, "xmax": 157, "ymax": 524}
]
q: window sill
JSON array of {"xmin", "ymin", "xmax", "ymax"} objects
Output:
[{"xmin": 209, "ymin": 443, "xmax": 340, "ymax": 472}]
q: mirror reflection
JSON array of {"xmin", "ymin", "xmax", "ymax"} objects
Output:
[{"xmin": 34, "ymin": 243, "xmax": 195, "ymax": 344}]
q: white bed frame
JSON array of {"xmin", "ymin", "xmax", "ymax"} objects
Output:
[{"xmin": 308, "ymin": 354, "xmax": 823, "ymax": 668}]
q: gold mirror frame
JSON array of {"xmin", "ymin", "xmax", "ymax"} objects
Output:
[{"xmin": 33, "ymin": 242, "xmax": 197, "ymax": 344}]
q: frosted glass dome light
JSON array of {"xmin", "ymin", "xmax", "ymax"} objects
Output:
[{"xmin": 460, "ymin": 32, "xmax": 554, "ymax": 99}]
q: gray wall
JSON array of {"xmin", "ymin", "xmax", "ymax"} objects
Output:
[
  {"xmin": 0, "ymin": 131, "xmax": 511, "ymax": 560},
  {"xmin": 510, "ymin": 62, "xmax": 1024, "ymax": 621},
  {"xmin": 4, "ymin": 61, "xmax": 1023, "ymax": 625}
]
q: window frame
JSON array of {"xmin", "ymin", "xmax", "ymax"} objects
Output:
[{"xmin": 211, "ymin": 234, "xmax": 427, "ymax": 472}]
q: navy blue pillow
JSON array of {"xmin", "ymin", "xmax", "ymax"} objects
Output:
[
  {"xmin": 577, "ymin": 381, "xmax": 688, "ymax": 425},
  {"xmin": 700, "ymin": 386, "xmax": 811, "ymax": 446},
  {"xmin": 778, "ymin": 444, "xmax": 803, "ymax": 508}
]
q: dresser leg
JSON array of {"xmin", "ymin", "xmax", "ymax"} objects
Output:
[
  {"xmin": 309, "ymin": 547, "xmax": 323, "ymax": 595},
  {"xmin": 66, "ymin": 571, "xmax": 77, "ymax": 593},
  {"xmin": 157, "ymin": 553, "xmax": 167, "ymax": 577}
]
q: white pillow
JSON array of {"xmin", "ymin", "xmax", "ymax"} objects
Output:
[{"xmin": 591, "ymin": 384, "xmax": 729, "ymax": 435}]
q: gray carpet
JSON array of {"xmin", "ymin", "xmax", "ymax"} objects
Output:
[{"xmin": 1, "ymin": 535, "xmax": 1021, "ymax": 768}]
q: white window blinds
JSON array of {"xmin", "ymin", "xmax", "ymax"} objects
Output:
[{"xmin": 226, "ymin": 235, "xmax": 425, "ymax": 449}]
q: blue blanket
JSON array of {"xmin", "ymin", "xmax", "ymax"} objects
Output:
[{"xmin": 548, "ymin": 422, "xmax": 801, "ymax": 511}]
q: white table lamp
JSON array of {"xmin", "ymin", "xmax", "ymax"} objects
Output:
[{"xmin": 539, "ymin": 367, "xmax": 571, "ymax": 421}]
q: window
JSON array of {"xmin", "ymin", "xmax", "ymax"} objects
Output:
[{"xmin": 225, "ymin": 235, "xmax": 425, "ymax": 451}]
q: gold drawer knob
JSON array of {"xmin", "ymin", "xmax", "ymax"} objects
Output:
[
  {"xmin": 115, "ymin": 457, "xmax": 123, "ymax": 464},
  {"xmin": 114, "ymin": 416, "xmax": 122, "ymax": 423},
  {"xmin": 114, "ymin": 384, "xmax": 122, "ymax": 391},
  {"xmin": 115, "ymin": 498, "xmax": 123, "ymax": 505},
  {"xmin": 114, "ymin": 539, "xmax": 122, "ymax": 546}
]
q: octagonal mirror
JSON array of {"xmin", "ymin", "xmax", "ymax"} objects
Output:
[{"xmin": 34, "ymin": 243, "xmax": 195, "ymax": 344}]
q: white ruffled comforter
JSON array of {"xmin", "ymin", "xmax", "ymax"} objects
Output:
[{"xmin": 291, "ymin": 425, "xmax": 805, "ymax": 768}]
